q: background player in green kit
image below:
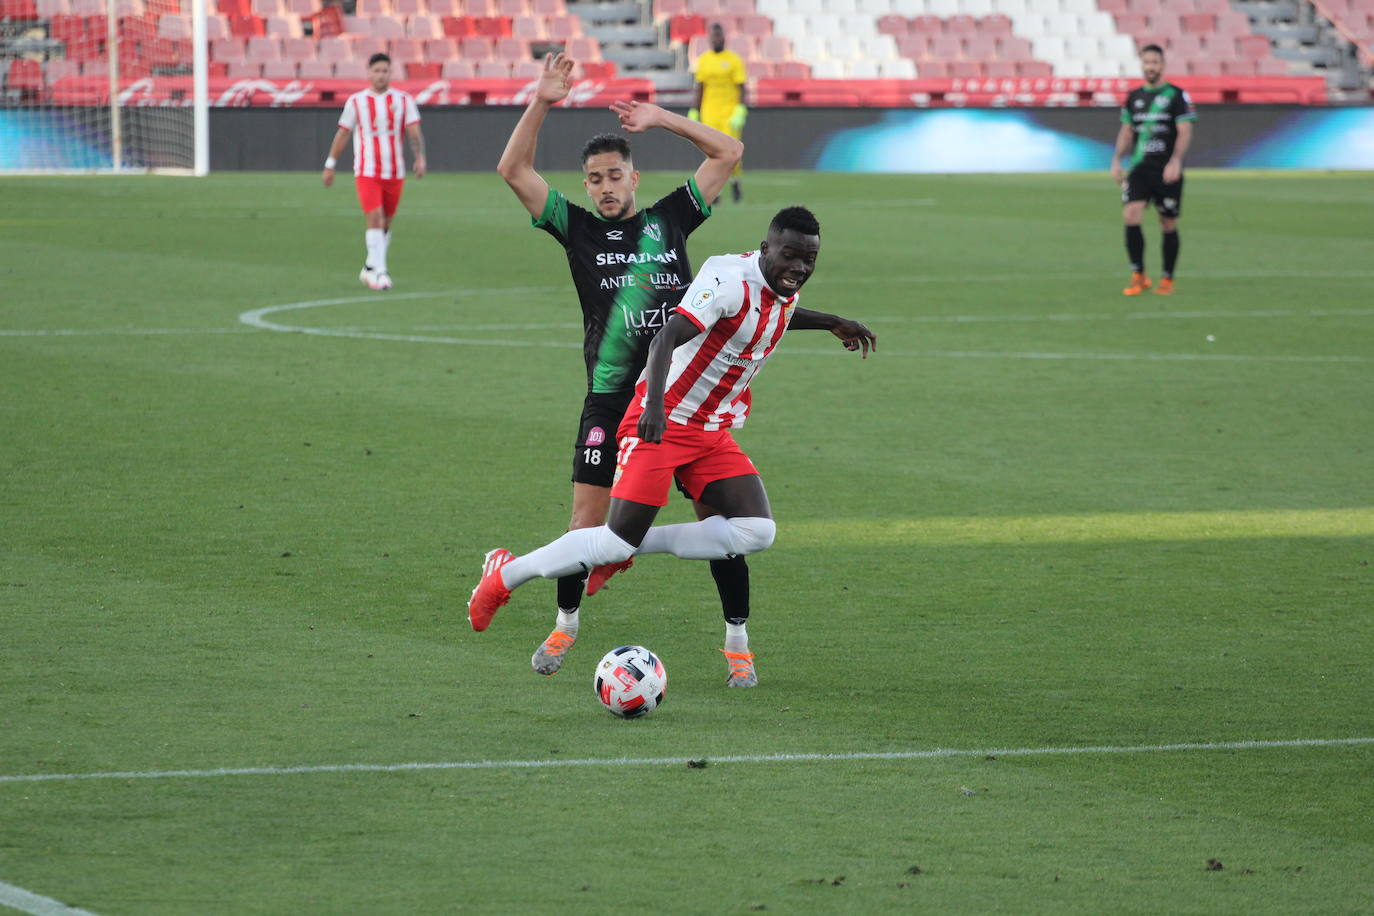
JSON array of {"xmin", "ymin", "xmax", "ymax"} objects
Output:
[
  {"xmin": 496, "ymin": 52, "xmax": 749, "ymax": 682},
  {"xmin": 1111, "ymin": 44, "xmax": 1196, "ymax": 297}
]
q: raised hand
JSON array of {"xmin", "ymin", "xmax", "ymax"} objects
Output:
[
  {"xmin": 609, "ymin": 100, "xmax": 665, "ymax": 134},
  {"xmin": 537, "ymin": 51, "xmax": 574, "ymax": 105}
]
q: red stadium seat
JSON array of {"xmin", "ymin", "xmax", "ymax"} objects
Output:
[
  {"xmin": 228, "ymin": 13, "xmax": 265, "ymax": 35},
  {"xmin": 528, "ymin": 0, "xmax": 559, "ymax": 14},
  {"xmin": 440, "ymin": 14, "xmax": 475, "ymax": 35},
  {"xmin": 370, "ymin": 14, "xmax": 406, "ymax": 36},
  {"xmin": 669, "ymin": 13, "xmax": 705, "ymax": 42},
  {"xmin": 984, "ymin": 59, "xmax": 1016, "ymax": 78},
  {"xmin": 1016, "ymin": 60, "xmax": 1051, "ymax": 78},
  {"xmin": 2, "ymin": 0, "xmax": 40, "ymax": 19},
  {"xmin": 226, "ymin": 59, "xmax": 262, "ymax": 76},
  {"xmin": 282, "ymin": 35, "xmax": 313, "ymax": 57},
  {"xmin": 496, "ymin": 0, "xmax": 525, "ymax": 15},
  {"xmin": 472, "ymin": 14, "xmax": 510, "ymax": 36},
  {"xmin": 581, "ymin": 59, "xmax": 616, "ymax": 78},
  {"xmin": 1235, "ymin": 34, "xmax": 1270, "ymax": 58},
  {"xmin": 981, "ymin": 13, "xmax": 1011, "ymax": 35},
  {"xmin": 908, "ymin": 14, "xmax": 941, "ymax": 35},
  {"xmin": 392, "ymin": 0, "xmax": 424, "ymax": 11},
  {"xmin": 496, "ymin": 35, "xmax": 527, "ymax": 58},
  {"xmin": 440, "ymin": 57, "xmax": 473, "ymax": 77},
  {"xmin": 407, "ymin": 60, "xmax": 440, "ymax": 77},
  {"xmin": 475, "ymin": 59, "xmax": 510, "ymax": 76},
  {"xmin": 408, "ymin": 14, "xmax": 441, "ymax": 36},
  {"xmin": 210, "ymin": 35, "xmax": 245, "ymax": 57},
  {"xmin": 876, "ymin": 13, "xmax": 904, "ymax": 36},
  {"xmin": 464, "ymin": 0, "xmax": 495, "ymax": 14},
  {"xmin": 6, "ymin": 59, "xmax": 44, "ymax": 92}
]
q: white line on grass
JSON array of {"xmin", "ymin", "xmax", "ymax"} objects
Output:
[
  {"xmin": 232, "ymin": 294, "xmax": 1372, "ymax": 364},
  {"xmin": 1, "ymin": 737, "xmax": 1370, "ymax": 786},
  {"xmin": 0, "ymin": 880, "xmax": 103, "ymax": 916},
  {"xmin": 0, "ymin": 327, "xmax": 253, "ymax": 337}
]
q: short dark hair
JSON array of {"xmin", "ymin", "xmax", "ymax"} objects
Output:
[
  {"xmin": 368, "ymin": 52, "xmax": 391, "ymax": 67},
  {"xmin": 581, "ymin": 133, "xmax": 633, "ymax": 166},
  {"xmin": 1139, "ymin": 44, "xmax": 1164, "ymax": 57},
  {"xmin": 769, "ymin": 206, "xmax": 820, "ymax": 237}
]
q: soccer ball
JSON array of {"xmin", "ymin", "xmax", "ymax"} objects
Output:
[{"xmin": 594, "ymin": 645, "xmax": 667, "ymax": 719}]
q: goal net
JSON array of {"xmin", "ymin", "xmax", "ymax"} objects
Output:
[{"xmin": 1, "ymin": 0, "xmax": 207, "ymax": 173}]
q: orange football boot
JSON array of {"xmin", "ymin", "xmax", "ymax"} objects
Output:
[{"xmin": 1122, "ymin": 272, "xmax": 1152, "ymax": 296}]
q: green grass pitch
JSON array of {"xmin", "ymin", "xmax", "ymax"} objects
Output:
[{"xmin": 1, "ymin": 169, "xmax": 1372, "ymax": 914}]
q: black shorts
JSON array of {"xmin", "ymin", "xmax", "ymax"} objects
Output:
[
  {"xmin": 571, "ymin": 390, "xmax": 634, "ymax": 487},
  {"xmin": 1123, "ymin": 166, "xmax": 1183, "ymax": 218}
]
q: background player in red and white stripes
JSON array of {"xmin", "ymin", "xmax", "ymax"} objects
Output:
[
  {"xmin": 321, "ymin": 53, "xmax": 426, "ymax": 291},
  {"xmin": 468, "ymin": 207, "xmax": 876, "ymax": 687}
]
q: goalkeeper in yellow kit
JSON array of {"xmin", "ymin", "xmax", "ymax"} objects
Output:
[{"xmin": 690, "ymin": 22, "xmax": 747, "ymax": 203}]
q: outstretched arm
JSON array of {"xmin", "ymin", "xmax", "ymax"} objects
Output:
[
  {"xmin": 610, "ymin": 100, "xmax": 743, "ymax": 205},
  {"xmin": 789, "ymin": 307, "xmax": 877, "ymax": 358},
  {"xmin": 637, "ymin": 313, "xmax": 703, "ymax": 443},
  {"xmin": 322, "ymin": 127, "xmax": 350, "ymax": 187},
  {"xmin": 496, "ymin": 52, "xmax": 574, "ymax": 218}
]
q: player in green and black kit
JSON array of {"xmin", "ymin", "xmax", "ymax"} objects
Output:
[
  {"xmin": 1111, "ymin": 44, "xmax": 1196, "ymax": 297},
  {"xmin": 496, "ymin": 52, "xmax": 749, "ymax": 681}
]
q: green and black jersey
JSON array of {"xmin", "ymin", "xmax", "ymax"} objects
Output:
[
  {"xmin": 1120, "ymin": 82, "xmax": 1197, "ymax": 170},
  {"xmin": 534, "ymin": 180, "xmax": 712, "ymax": 394}
]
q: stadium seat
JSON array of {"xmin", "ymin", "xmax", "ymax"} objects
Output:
[
  {"xmin": 247, "ymin": 35, "xmax": 282, "ymax": 59},
  {"xmin": 440, "ymin": 58, "xmax": 474, "ymax": 77},
  {"xmin": 261, "ymin": 59, "xmax": 297, "ymax": 78},
  {"xmin": 317, "ymin": 35, "xmax": 352, "ymax": 59},
  {"xmin": 356, "ymin": 0, "xmax": 389, "ymax": 13},
  {"xmin": 409, "ymin": 14, "xmax": 441, "ymax": 36},
  {"xmin": 251, "ymin": 0, "xmax": 283, "ymax": 14},
  {"xmin": 472, "ymin": 14, "xmax": 510, "ymax": 36},
  {"xmin": 426, "ymin": 0, "xmax": 455, "ymax": 13},
  {"xmin": 37, "ymin": 0, "xmax": 70, "ymax": 14},
  {"xmin": 371, "ymin": 15, "xmax": 406, "ymax": 36},
  {"xmin": 440, "ymin": 14, "xmax": 475, "ymax": 36},
  {"xmin": 407, "ymin": 60, "xmax": 441, "ymax": 77},
  {"xmin": 298, "ymin": 58, "xmax": 333, "ymax": 77},
  {"xmin": 984, "ymin": 59, "xmax": 1016, "ymax": 78},
  {"xmin": 475, "ymin": 59, "xmax": 511, "ymax": 76},
  {"xmin": 392, "ymin": 0, "xmax": 425, "ymax": 12},
  {"xmin": 157, "ymin": 13, "xmax": 191, "ymax": 37},
  {"xmin": 334, "ymin": 59, "xmax": 367, "ymax": 77},
  {"xmin": 283, "ymin": 35, "xmax": 313, "ymax": 58},
  {"xmin": 390, "ymin": 36, "xmax": 423, "ymax": 58},
  {"xmin": 352, "ymin": 35, "xmax": 387, "ymax": 56},
  {"xmin": 465, "ymin": 0, "xmax": 496, "ymax": 15},
  {"xmin": 511, "ymin": 14, "xmax": 544, "ymax": 39},
  {"xmin": 458, "ymin": 35, "xmax": 493, "ymax": 58},
  {"xmin": 496, "ymin": 0, "xmax": 525, "ymax": 15},
  {"xmin": 496, "ymin": 35, "xmax": 527, "ymax": 58},
  {"xmin": 228, "ymin": 13, "xmax": 265, "ymax": 35},
  {"xmin": 6, "ymin": 59, "xmax": 44, "ymax": 93},
  {"xmin": 565, "ymin": 35, "xmax": 599, "ymax": 59},
  {"xmin": 670, "ymin": 13, "xmax": 706, "ymax": 42},
  {"xmin": 226, "ymin": 59, "xmax": 262, "ymax": 77},
  {"xmin": 1235, "ymin": 34, "xmax": 1270, "ymax": 59},
  {"xmin": 1016, "ymin": 60, "xmax": 1050, "ymax": 77},
  {"xmin": 264, "ymin": 14, "xmax": 303, "ymax": 35},
  {"xmin": 423, "ymin": 36, "xmax": 456, "ymax": 57},
  {"xmin": 529, "ymin": 0, "xmax": 560, "ymax": 14},
  {"xmin": 877, "ymin": 57, "xmax": 914, "ymax": 78},
  {"xmin": 544, "ymin": 14, "xmax": 579, "ymax": 39},
  {"xmin": 211, "ymin": 36, "xmax": 245, "ymax": 57},
  {"xmin": 2, "ymin": 0, "xmax": 39, "ymax": 18}
]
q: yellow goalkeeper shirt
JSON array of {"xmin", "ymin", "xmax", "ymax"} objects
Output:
[{"xmin": 693, "ymin": 49, "xmax": 747, "ymax": 124}]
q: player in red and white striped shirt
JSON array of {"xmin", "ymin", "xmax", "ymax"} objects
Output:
[
  {"xmin": 321, "ymin": 53, "xmax": 426, "ymax": 291},
  {"xmin": 468, "ymin": 207, "xmax": 876, "ymax": 685}
]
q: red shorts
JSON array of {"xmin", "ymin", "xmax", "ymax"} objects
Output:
[
  {"xmin": 355, "ymin": 176, "xmax": 404, "ymax": 217},
  {"xmin": 610, "ymin": 407, "xmax": 759, "ymax": 507}
]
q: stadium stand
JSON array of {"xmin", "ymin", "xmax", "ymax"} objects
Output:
[{"xmin": 4, "ymin": 0, "xmax": 1367, "ymax": 104}]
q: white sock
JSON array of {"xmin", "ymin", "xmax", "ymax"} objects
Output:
[
  {"xmin": 502, "ymin": 526, "xmax": 635, "ymax": 590},
  {"xmin": 365, "ymin": 228, "xmax": 386, "ymax": 272},
  {"xmin": 637, "ymin": 516, "xmax": 734, "ymax": 559},
  {"xmin": 637, "ymin": 516, "xmax": 775, "ymax": 559},
  {"xmin": 555, "ymin": 609, "xmax": 579, "ymax": 638},
  {"xmin": 724, "ymin": 621, "xmax": 748, "ymax": 652},
  {"xmin": 382, "ymin": 230, "xmax": 392, "ymax": 261}
]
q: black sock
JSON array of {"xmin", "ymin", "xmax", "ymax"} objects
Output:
[
  {"xmin": 556, "ymin": 573, "xmax": 585, "ymax": 612},
  {"xmin": 1125, "ymin": 225, "xmax": 1145, "ymax": 272},
  {"xmin": 710, "ymin": 555, "xmax": 750, "ymax": 624},
  {"xmin": 1162, "ymin": 230, "xmax": 1179, "ymax": 278}
]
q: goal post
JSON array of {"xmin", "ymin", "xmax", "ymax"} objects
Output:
[{"xmin": 0, "ymin": 0, "xmax": 208, "ymax": 174}]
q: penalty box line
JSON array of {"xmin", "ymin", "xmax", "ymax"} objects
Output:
[{"xmin": 2, "ymin": 737, "xmax": 1371, "ymax": 786}]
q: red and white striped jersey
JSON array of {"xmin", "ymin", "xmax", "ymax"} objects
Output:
[
  {"xmin": 649, "ymin": 251, "xmax": 798, "ymax": 431},
  {"xmin": 337, "ymin": 88, "xmax": 421, "ymax": 179}
]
